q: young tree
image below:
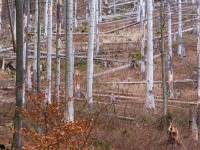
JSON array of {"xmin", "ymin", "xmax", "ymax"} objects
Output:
[
  {"xmin": 33, "ymin": 0, "xmax": 38, "ymax": 92},
  {"xmin": 95, "ymin": 0, "xmax": 99, "ymax": 54},
  {"xmin": 197, "ymin": 0, "xmax": 200, "ymax": 126},
  {"xmin": 74, "ymin": 0, "xmax": 77, "ymax": 28},
  {"xmin": 167, "ymin": 1, "xmax": 174, "ymax": 98},
  {"xmin": 160, "ymin": 0, "xmax": 167, "ymax": 118},
  {"xmin": 86, "ymin": 0, "xmax": 89, "ymax": 20},
  {"xmin": 140, "ymin": 0, "xmax": 146, "ymax": 78},
  {"xmin": 37, "ymin": 0, "xmax": 41, "ymax": 93},
  {"xmin": 44, "ymin": 0, "xmax": 48, "ymax": 36},
  {"xmin": 12, "ymin": 0, "xmax": 24, "ymax": 149},
  {"xmin": 113, "ymin": 0, "xmax": 116, "ymax": 15},
  {"xmin": 55, "ymin": 0, "xmax": 62, "ymax": 102},
  {"xmin": 46, "ymin": 0, "xmax": 53, "ymax": 103},
  {"xmin": 65, "ymin": 0, "xmax": 74, "ymax": 121},
  {"xmin": 99, "ymin": 0, "xmax": 102, "ymax": 22},
  {"xmin": 178, "ymin": 0, "xmax": 183, "ymax": 57},
  {"xmin": 146, "ymin": 0, "xmax": 155, "ymax": 109},
  {"xmin": 87, "ymin": 0, "xmax": 95, "ymax": 109}
]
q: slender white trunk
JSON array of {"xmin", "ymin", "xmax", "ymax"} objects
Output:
[
  {"xmin": 146, "ymin": 0, "xmax": 155, "ymax": 109},
  {"xmin": 55, "ymin": 0, "xmax": 62, "ymax": 102},
  {"xmin": 33, "ymin": 0, "xmax": 38, "ymax": 92},
  {"xmin": 46, "ymin": 0, "xmax": 53, "ymax": 103},
  {"xmin": 99, "ymin": 0, "xmax": 102, "ymax": 22},
  {"xmin": 105, "ymin": 0, "xmax": 108, "ymax": 4},
  {"xmin": 23, "ymin": 0, "xmax": 28, "ymax": 102},
  {"xmin": 0, "ymin": 0, "xmax": 2, "ymax": 37},
  {"xmin": 167, "ymin": 3, "xmax": 174, "ymax": 98},
  {"xmin": 95, "ymin": 0, "xmax": 99, "ymax": 54},
  {"xmin": 197, "ymin": 0, "xmax": 200, "ymax": 101},
  {"xmin": 27, "ymin": 64, "xmax": 32, "ymax": 90},
  {"xmin": 113, "ymin": 0, "xmax": 116, "ymax": 15},
  {"xmin": 1, "ymin": 58, "xmax": 4, "ymax": 70},
  {"xmin": 137, "ymin": 0, "xmax": 141, "ymax": 22},
  {"xmin": 178, "ymin": 0, "xmax": 182, "ymax": 56},
  {"xmin": 74, "ymin": 0, "xmax": 77, "ymax": 28},
  {"xmin": 86, "ymin": 0, "xmax": 89, "ymax": 20},
  {"xmin": 87, "ymin": 0, "xmax": 95, "ymax": 109},
  {"xmin": 140, "ymin": 0, "xmax": 146, "ymax": 78},
  {"xmin": 65, "ymin": 0, "xmax": 74, "ymax": 122},
  {"xmin": 44, "ymin": 0, "xmax": 48, "ymax": 36}
]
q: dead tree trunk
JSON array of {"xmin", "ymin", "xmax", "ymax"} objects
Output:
[{"xmin": 189, "ymin": 109, "xmax": 198, "ymax": 140}]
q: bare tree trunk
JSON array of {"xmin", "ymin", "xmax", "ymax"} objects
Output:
[
  {"xmin": 37, "ymin": 0, "xmax": 41, "ymax": 93},
  {"xmin": 65, "ymin": 0, "xmax": 74, "ymax": 121},
  {"xmin": 197, "ymin": 0, "xmax": 200, "ymax": 101},
  {"xmin": 46, "ymin": 0, "xmax": 53, "ymax": 103},
  {"xmin": 11, "ymin": 0, "xmax": 16, "ymax": 40},
  {"xmin": 1, "ymin": 58, "xmax": 5, "ymax": 70},
  {"xmin": 113, "ymin": 0, "xmax": 116, "ymax": 15},
  {"xmin": 86, "ymin": 0, "xmax": 89, "ymax": 20},
  {"xmin": 27, "ymin": 64, "xmax": 32, "ymax": 90},
  {"xmin": 167, "ymin": 2, "xmax": 174, "ymax": 98},
  {"xmin": 44, "ymin": 0, "xmax": 48, "ymax": 36},
  {"xmin": 25, "ymin": 0, "xmax": 30, "ymax": 73},
  {"xmin": 23, "ymin": 0, "xmax": 28, "ymax": 101},
  {"xmin": 6, "ymin": 0, "xmax": 16, "ymax": 52},
  {"xmin": 74, "ymin": 0, "xmax": 77, "ymax": 28},
  {"xmin": 87, "ymin": 0, "xmax": 95, "ymax": 109},
  {"xmin": 140, "ymin": 0, "xmax": 146, "ymax": 79},
  {"xmin": 0, "ymin": 0, "xmax": 2, "ymax": 37},
  {"xmin": 95, "ymin": 0, "xmax": 99, "ymax": 54},
  {"xmin": 137, "ymin": 0, "xmax": 141, "ymax": 22},
  {"xmin": 55, "ymin": 0, "xmax": 62, "ymax": 102},
  {"xmin": 160, "ymin": 0, "xmax": 167, "ymax": 118},
  {"xmin": 146, "ymin": 0, "xmax": 155, "ymax": 109},
  {"xmin": 105, "ymin": 0, "xmax": 108, "ymax": 4},
  {"xmin": 12, "ymin": 0, "xmax": 24, "ymax": 149},
  {"xmin": 178, "ymin": 0, "xmax": 182, "ymax": 57},
  {"xmin": 189, "ymin": 109, "xmax": 198, "ymax": 140},
  {"xmin": 99, "ymin": 0, "xmax": 102, "ymax": 22},
  {"xmin": 33, "ymin": 0, "xmax": 38, "ymax": 92}
]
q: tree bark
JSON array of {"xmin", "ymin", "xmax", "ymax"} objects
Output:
[
  {"xmin": 6, "ymin": 0, "xmax": 16, "ymax": 52},
  {"xmin": 178, "ymin": 0, "xmax": 182, "ymax": 57},
  {"xmin": 160, "ymin": 0, "xmax": 167, "ymax": 118},
  {"xmin": 37, "ymin": 0, "xmax": 41, "ymax": 93},
  {"xmin": 46, "ymin": 0, "xmax": 53, "ymax": 103},
  {"xmin": 113, "ymin": 0, "xmax": 116, "ymax": 15},
  {"xmin": 167, "ymin": 2, "xmax": 174, "ymax": 98},
  {"xmin": 44, "ymin": 0, "xmax": 48, "ymax": 36},
  {"xmin": 99, "ymin": 0, "xmax": 102, "ymax": 22},
  {"xmin": 12, "ymin": 0, "xmax": 24, "ymax": 149},
  {"xmin": 95, "ymin": 0, "xmax": 100, "ymax": 54},
  {"xmin": 0, "ymin": 0, "xmax": 2, "ymax": 37},
  {"xmin": 189, "ymin": 109, "xmax": 198, "ymax": 140},
  {"xmin": 197, "ymin": 0, "xmax": 200, "ymax": 101},
  {"xmin": 146, "ymin": 0, "xmax": 155, "ymax": 109},
  {"xmin": 33, "ymin": 0, "xmax": 38, "ymax": 92},
  {"xmin": 87, "ymin": 0, "xmax": 96, "ymax": 109},
  {"xmin": 140, "ymin": 0, "xmax": 146, "ymax": 79},
  {"xmin": 74, "ymin": 0, "xmax": 77, "ymax": 28},
  {"xmin": 55, "ymin": 0, "xmax": 62, "ymax": 102},
  {"xmin": 65, "ymin": 0, "xmax": 74, "ymax": 121}
]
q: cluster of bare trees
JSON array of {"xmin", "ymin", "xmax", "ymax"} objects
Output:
[{"xmin": 1, "ymin": 0, "xmax": 200, "ymax": 148}]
